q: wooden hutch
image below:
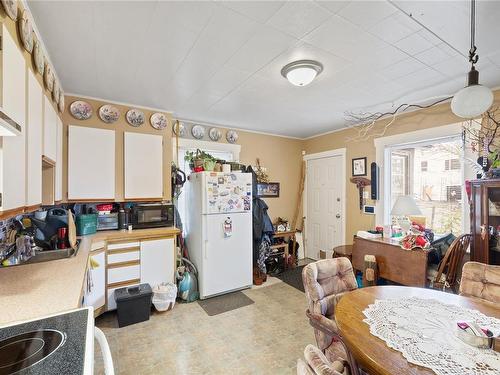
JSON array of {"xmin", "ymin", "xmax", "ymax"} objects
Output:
[{"xmin": 470, "ymin": 179, "xmax": 500, "ymax": 265}]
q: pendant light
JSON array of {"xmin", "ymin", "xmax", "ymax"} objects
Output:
[
  {"xmin": 281, "ymin": 60, "xmax": 323, "ymax": 87},
  {"xmin": 451, "ymin": 0, "xmax": 493, "ymax": 118}
]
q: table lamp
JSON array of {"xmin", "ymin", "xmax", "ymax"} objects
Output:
[{"xmin": 391, "ymin": 195, "xmax": 422, "ymax": 233}]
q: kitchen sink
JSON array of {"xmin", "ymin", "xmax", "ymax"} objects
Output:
[{"xmin": 24, "ymin": 240, "xmax": 80, "ymax": 264}]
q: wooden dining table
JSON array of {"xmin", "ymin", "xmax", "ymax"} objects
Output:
[{"xmin": 335, "ymin": 286, "xmax": 500, "ymax": 375}]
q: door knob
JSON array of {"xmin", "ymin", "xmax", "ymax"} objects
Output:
[{"xmin": 336, "ymin": 214, "xmax": 341, "ymax": 219}]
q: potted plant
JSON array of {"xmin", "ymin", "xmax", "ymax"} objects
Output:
[{"xmin": 184, "ymin": 149, "xmax": 217, "ymax": 172}]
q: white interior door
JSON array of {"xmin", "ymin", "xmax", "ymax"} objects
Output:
[
  {"xmin": 202, "ymin": 212, "xmax": 252, "ymax": 298},
  {"xmin": 306, "ymin": 155, "xmax": 344, "ymax": 260}
]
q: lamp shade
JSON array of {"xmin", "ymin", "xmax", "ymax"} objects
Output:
[
  {"xmin": 451, "ymin": 84, "xmax": 493, "ymax": 118},
  {"xmin": 391, "ymin": 195, "xmax": 422, "ymax": 216}
]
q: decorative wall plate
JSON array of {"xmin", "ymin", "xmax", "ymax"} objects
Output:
[
  {"xmin": 44, "ymin": 63, "xmax": 54, "ymax": 92},
  {"xmin": 19, "ymin": 9, "xmax": 33, "ymax": 53},
  {"xmin": 70, "ymin": 100, "xmax": 92, "ymax": 120},
  {"xmin": 209, "ymin": 127, "xmax": 222, "ymax": 141},
  {"xmin": 52, "ymin": 80, "xmax": 60, "ymax": 104},
  {"xmin": 226, "ymin": 130, "xmax": 239, "ymax": 144},
  {"xmin": 172, "ymin": 121, "xmax": 186, "ymax": 137},
  {"xmin": 1, "ymin": 0, "xmax": 17, "ymax": 21},
  {"xmin": 33, "ymin": 40, "xmax": 44, "ymax": 75},
  {"xmin": 150, "ymin": 112, "xmax": 168, "ymax": 130},
  {"xmin": 99, "ymin": 105, "xmax": 120, "ymax": 124},
  {"xmin": 58, "ymin": 91, "xmax": 65, "ymax": 113},
  {"xmin": 126, "ymin": 109, "xmax": 144, "ymax": 127},
  {"xmin": 191, "ymin": 124, "xmax": 205, "ymax": 139}
]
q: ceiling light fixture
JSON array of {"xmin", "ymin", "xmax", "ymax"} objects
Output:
[
  {"xmin": 451, "ymin": 0, "xmax": 493, "ymax": 119},
  {"xmin": 281, "ymin": 60, "xmax": 323, "ymax": 87}
]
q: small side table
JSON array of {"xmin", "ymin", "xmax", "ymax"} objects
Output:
[
  {"xmin": 272, "ymin": 230, "xmax": 297, "ymax": 269},
  {"xmin": 332, "ymin": 245, "xmax": 353, "ymax": 262}
]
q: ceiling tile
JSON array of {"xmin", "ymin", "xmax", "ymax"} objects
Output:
[
  {"xmin": 218, "ymin": 1, "xmax": 285, "ymax": 23},
  {"xmin": 315, "ymin": 0, "xmax": 352, "ymax": 14},
  {"xmin": 368, "ymin": 12, "xmax": 420, "ymax": 44},
  {"xmin": 337, "ymin": 0, "xmax": 397, "ymax": 29},
  {"xmin": 225, "ymin": 25, "xmax": 298, "ymax": 73},
  {"xmin": 433, "ymin": 57, "xmax": 469, "ymax": 79},
  {"xmin": 394, "ymin": 32, "xmax": 436, "ymax": 56},
  {"xmin": 395, "ymin": 67, "xmax": 444, "ymax": 89},
  {"xmin": 304, "ymin": 15, "xmax": 388, "ymax": 62},
  {"xmin": 414, "ymin": 43, "xmax": 456, "ymax": 67},
  {"xmin": 266, "ymin": 1, "xmax": 331, "ymax": 39},
  {"xmin": 380, "ymin": 57, "xmax": 426, "ymax": 80}
]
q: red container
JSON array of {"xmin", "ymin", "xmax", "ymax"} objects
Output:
[{"xmin": 96, "ymin": 203, "xmax": 113, "ymax": 212}]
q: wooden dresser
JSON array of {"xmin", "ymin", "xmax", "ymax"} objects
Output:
[{"xmin": 352, "ymin": 236, "xmax": 429, "ymax": 287}]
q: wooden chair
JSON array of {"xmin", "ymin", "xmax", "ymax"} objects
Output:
[{"xmin": 427, "ymin": 234, "xmax": 472, "ymax": 292}]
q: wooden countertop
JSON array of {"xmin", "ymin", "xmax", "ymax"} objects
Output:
[{"xmin": 0, "ymin": 227, "xmax": 179, "ymax": 326}]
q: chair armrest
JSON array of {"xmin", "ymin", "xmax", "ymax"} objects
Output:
[{"xmin": 306, "ymin": 309, "xmax": 339, "ymax": 337}]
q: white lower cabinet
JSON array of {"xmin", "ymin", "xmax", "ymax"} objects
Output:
[
  {"xmin": 101, "ymin": 236, "xmax": 175, "ymax": 312},
  {"xmin": 140, "ymin": 238, "xmax": 175, "ymax": 288},
  {"xmin": 84, "ymin": 251, "xmax": 106, "ymax": 313}
]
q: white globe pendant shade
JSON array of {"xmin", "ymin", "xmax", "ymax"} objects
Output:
[
  {"xmin": 281, "ymin": 60, "xmax": 323, "ymax": 87},
  {"xmin": 451, "ymin": 84, "xmax": 493, "ymax": 118}
]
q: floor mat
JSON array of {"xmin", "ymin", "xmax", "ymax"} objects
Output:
[
  {"xmin": 276, "ymin": 265, "xmax": 305, "ymax": 292},
  {"xmin": 197, "ymin": 291, "xmax": 255, "ymax": 316}
]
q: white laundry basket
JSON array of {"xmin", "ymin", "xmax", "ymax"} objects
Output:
[{"xmin": 152, "ymin": 283, "xmax": 177, "ymax": 312}]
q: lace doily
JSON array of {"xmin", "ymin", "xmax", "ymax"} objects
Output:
[{"xmin": 363, "ymin": 297, "xmax": 500, "ymax": 375}]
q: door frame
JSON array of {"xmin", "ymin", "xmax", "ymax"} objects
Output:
[{"xmin": 303, "ymin": 148, "xmax": 347, "ymax": 260}]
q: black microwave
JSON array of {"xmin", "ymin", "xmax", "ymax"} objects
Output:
[{"xmin": 130, "ymin": 203, "xmax": 174, "ymax": 229}]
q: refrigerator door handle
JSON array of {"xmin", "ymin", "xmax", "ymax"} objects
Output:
[{"xmin": 204, "ymin": 239, "xmax": 209, "ymax": 260}]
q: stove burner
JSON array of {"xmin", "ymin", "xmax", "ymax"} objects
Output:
[{"xmin": 0, "ymin": 330, "xmax": 65, "ymax": 375}]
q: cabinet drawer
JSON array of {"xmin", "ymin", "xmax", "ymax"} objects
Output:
[
  {"xmin": 107, "ymin": 264, "xmax": 140, "ymax": 285},
  {"xmin": 107, "ymin": 250, "xmax": 140, "ymax": 264},
  {"xmin": 107, "ymin": 282, "xmax": 139, "ymax": 311},
  {"xmin": 107, "ymin": 241, "xmax": 140, "ymax": 250}
]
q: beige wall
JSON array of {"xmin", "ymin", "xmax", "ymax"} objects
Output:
[
  {"xmin": 304, "ymin": 90, "xmax": 500, "ymax": 244},
  {"xmin": 237, "ymin": 130, "xmax": 303, "ymax": 222},
  {"xmin": 62, "ymin": 96, "xmax": 173, "ymax": 201}
]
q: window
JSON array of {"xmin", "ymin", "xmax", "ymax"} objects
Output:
[
  {"xmin": 387, "ymin": 137, "xmax": 464, "ymax": 235},
  {"xmin": 444, "ymin": 158, "xmax": 460, "ymax": 171}
]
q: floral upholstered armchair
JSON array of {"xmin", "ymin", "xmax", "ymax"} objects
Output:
[{"xmin": 302, "ymin": 258, "xmax": 358, "ymax": 363}]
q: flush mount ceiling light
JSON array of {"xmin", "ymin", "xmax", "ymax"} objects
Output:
[
  {"xmin": 281, "ymin": 60, "xmax": 323, "ymax": 87},
  {"xmin": 451, "ymin": 0, "xmax": 493, "ymax": 119}
]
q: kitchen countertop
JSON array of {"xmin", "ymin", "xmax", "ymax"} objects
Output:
[{"xmin": 0, "ymin": 227, "xmax": 179, "ymax": 326}]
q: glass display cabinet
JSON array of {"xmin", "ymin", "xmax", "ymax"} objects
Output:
[{"xmin": 470, "ymin": 179, "xmax": 500, "ymax": 265}]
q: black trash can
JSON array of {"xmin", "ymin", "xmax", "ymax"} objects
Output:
[{"xmin": 115, "ymin": 283, "xmax": 153, "ymax": 327}]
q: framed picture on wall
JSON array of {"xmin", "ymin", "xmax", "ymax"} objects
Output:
[
  {"xmin": 256, "ymin": 182, "xmax": 280, "ymax": 198},
  {"xmin": 352, "ymin": 157, "xmax": 367, "ymax": 176}
]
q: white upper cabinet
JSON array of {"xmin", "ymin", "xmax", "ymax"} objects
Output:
[
  {"xmin": 55, "ymin": 117, "xmax": 63, "ymax": 201},
  {"xmin": 43, "ymin": 98, "xmax": 57, "ymax": 162},
  {"xmin": 124, "ymin": 132, "xmax": 163, "ymax": 199},
  {"xmin": 68, "ymin": 125, "xmax": 115, "ymax": 200},
  {"xmin": 1, "ymin": 24, "xmax": 25, "ymax": 132},
  {"xmin": 0, "ymin": 25, "xmax": 26, "ymax": 211},
  {"xmin": 26, "ymin": 70, "xmax": 43, "ymax": 207}
]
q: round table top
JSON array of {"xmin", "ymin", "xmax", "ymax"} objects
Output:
[{"xmin": 335, "ymin": 286, "xmax": 500, "ymax": 375}]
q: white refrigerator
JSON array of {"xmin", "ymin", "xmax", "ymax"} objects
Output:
[{"xmin": 186, "ymin": 171, "xmax": 253, "ymax": 299}]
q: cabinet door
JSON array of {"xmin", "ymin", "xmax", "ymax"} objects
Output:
[
  {"xmin": 43, "ymin": 98, "xmax": 57, "ymax": 162},
  {"xmin": 2, "ymin": 24, "xmax": 25, "ymax": 129},
  {"xmin": 140, "ymin": 238, "xmax": 175, "ymax": 288},
  {"xmin": 84, "ymin": 251, "xmax": 106, "ymax": 311},
  {"xmin": 55, "ymin": 117, "xmax": 63, "ymax": 201},
  {"xmin": 68, "ymin": 125, "xmax": 115, "ymax": 200},
  {"xmin": 124, "ymin": 132, "xmax": 163, "ymax": 199},
  {"xmin": 26, "ymin": 70, "xmax": 43, "ymax": 206}
]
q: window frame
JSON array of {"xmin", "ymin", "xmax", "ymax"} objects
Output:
[{"xmin": 384, "ymin": 135, "xmax": 465, "ymax": 234}]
